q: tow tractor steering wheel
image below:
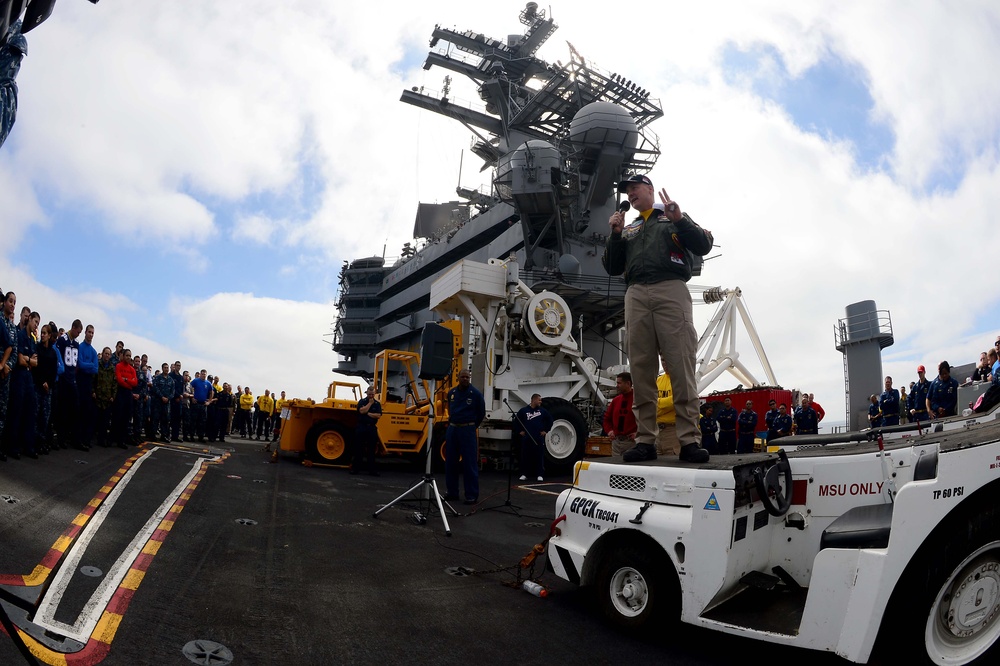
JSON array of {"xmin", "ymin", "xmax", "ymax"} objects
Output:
[{"xmin": 754, "ymin": 449, "xmax": 793, "ymax": 517}]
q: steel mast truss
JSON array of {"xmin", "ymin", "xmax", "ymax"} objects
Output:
[{"xmin": 693, "ymin": 286, "xmax": 778, "ymax": 393}]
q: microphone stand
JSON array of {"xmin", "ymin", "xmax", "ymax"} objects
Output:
[{"xmin": 482, "ymin": 398, "xmax": 537, "ymax": 516}]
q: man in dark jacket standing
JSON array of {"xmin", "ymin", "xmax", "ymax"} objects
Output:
[
  {"xmin": 604, "ymin": 175, "xmax": 713, "ymax": 463},
  {"xmin": 444, "ymin": 369, "xmax": 486, "ymax": 504},
  {"xmin": 737, "ymin": 400, "xmax": 758, "ymax": 454},
  {"xmin": 151, "ymin": 363, "xmax": 173, "ymax": 442},
  {"xmin": 908, "ymin": 365, "xmax": 931, "ymax": 423},
  {"xmin": 878, "ymin": 377, "xmax": 900, "ymax": 426},
  {"xmin": 715, "ymin": 397, "xmax": 738, "ymax": 454},
  {"xmin": 516, "ymin": 393, "xmax": 552, "ymax": 482},
  {"xmin": 169, "ymin": 362, "xmax": 184, "ymax": 442},
  {"xmin": 351, "ymin": 386, "xmax": 381, "ymax": 476},
  {"xmin": 927, "ymin": 361, "xmax": 960, "ymax": 418}
]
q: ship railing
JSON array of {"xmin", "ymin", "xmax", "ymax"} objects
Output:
[
  {"xmin": 833, "ymin": 310, "xmax": 894, "ymax": 351},
  {"xmin": 407, "ymin": 84, "xmax": 492, "ymax": 119},
  {"xmin": 519, "ymin": 268, "xmax": 627, "ymax": 292}
]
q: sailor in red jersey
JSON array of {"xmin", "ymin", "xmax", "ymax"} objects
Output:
[{"xmin": 112, "ymin": 349, "xmax": 138, "ymax": 449}]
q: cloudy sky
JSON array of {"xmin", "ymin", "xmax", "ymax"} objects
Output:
[{"xmin": 2, "ymin": 1, "xmax": 997, "ymax": 426}]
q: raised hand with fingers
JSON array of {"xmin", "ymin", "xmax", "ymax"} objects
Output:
[{"xmin": 658, "ymin": 188, "xmax": 681, "ymax": 221}]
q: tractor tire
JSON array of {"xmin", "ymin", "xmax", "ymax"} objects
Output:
[
  {"xmin": 881, "ymin": 497, "xmax": 1000, "ymax": 665},
  {"xmin": 541, "ymin": 398, "xmax": 587, "ymax": 472},
  {"xmin": 596, "ymin": 545, "xmax": 675, "ymax": 631},
  {"xmin": 304, "ymin": 420, "xmax": 352, "ymax": 466}
]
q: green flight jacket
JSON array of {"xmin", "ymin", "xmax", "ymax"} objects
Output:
[{"xmin": 603, "ymin": 209, "xmax": 713, "ymax": 285}]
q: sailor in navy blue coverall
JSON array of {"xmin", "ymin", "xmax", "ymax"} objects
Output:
[{"xmin": 445, "ymin": 369, "xmax": 486, "ymax": 505}]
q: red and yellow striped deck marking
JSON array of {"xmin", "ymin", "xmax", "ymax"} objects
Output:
[{"xmin": 0, "ymin": 445, "xmax": 228, "ymax": 665}]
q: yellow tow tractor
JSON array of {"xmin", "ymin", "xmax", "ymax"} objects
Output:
[{"xmin": 276, "ymin": 321, "xmax": 461, "ymax": 467}]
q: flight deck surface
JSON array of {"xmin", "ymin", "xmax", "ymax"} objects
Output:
[{"xmin": 1, "ymin": 438, "xmax": 852, "ymax": 665}]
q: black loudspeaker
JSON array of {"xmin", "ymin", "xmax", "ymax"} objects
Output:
[{"xmin": 419, "ymin": 322, "xmax": 455, "ymax": 380}]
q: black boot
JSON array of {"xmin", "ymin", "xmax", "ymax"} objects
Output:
[
  {"xmin": 679, "ymin": 443, "xmax": 710, "ymax": 463},
  {"xmin": 622, "ymin": 443, "xmax": 657, "ymax": 462}
]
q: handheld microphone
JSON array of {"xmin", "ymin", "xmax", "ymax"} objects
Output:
[{"xmin": 618, "ymin": 200, "xmax": 631, "ymax": 213}]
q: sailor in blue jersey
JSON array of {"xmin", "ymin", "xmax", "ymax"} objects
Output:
[
  {"xmin": 737, "ymin": 400, "xmax": 758, "ymax": 454},
  {"xmin": 55, "ymin": 319, "xmax": 86, "ymax": 450},
  {"xmin": 878, "ymin": 376, "xmax": 900, "ymax": 426},
  {"xmin": 771, "ymin": 404, "xmax": 793, "ymax": 440},
  {"xmin": 926, "ymin": 361, "xmax": 959, "ymax": 418},
  {"xmin": 7, "ymin": 313, "xmax": 39, "ymax": 458},
  {"xmin": 764, "ymin": 400, "xmax": 779, "ymax": 442},
  {"xmin": 33, "ymin": 322, "xmax": 59, "ymax": 454},
  {"xmin": 189, "ymin": 369, "xmax": 214, "ymax": 443},
  {"xmin": 868, "ymin": 395, "xmax": 882, "ymax": 428},
  {"xmin": 151, "ymin": 363, "xmax": 174, "ymax": 442},
  {"xmin": 169, "ymin": 362, "xmax": 184, "ymax": 441},
  {"xmin": 515, "ymin": 393, "xmax": 553, "ymax": 481},
  {"xmin": 699, "ymin": 403, "xmax": 718, "ymax": 454},
  {"xmin": 444, "ymin": 368, "xmax": 486, "ymax": 504},
  {"xmin": 908, "ymin": 365, "xmax": 931, "ymax": 423},
  {"xmin": 793, "ymin": 397, "xmax": 819, "ymax": 435},
  {"xmin": 715, "ymin": 397, "xmax": 737, "ymax": 454},
  {"xmin": 0, "ymin": 292, "xmax": 16, "ymax": 458},
  {"xmin": 78, "ymin": 324, "xmax": 99, "ymax": 447},
  {"xmin": 130, "ymin": 356, "xmax": 149, "ymax": 443}
]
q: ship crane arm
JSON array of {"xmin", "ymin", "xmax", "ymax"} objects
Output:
[{"xmin": 694, "ymin": 287, "xmax": 778, "ymax": 393}]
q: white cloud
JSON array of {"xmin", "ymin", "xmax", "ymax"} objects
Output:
[
  {"xmin": 232, "ymin": 213, "xmax": 281, "ymax": 245},
  {"xmin": 174, "ymin": 292, "xmax": 340, "ymax": 401},
  {"xmin": 0, "ymin": 257, "xmax": 140, "ymax": 332}
]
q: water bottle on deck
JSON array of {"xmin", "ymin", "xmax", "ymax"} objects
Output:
[{"xmin": 522, "ymin": 580, "xmax": 548, "ymax": 598}]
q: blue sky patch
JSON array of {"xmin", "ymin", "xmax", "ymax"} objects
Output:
[
  {"xmin": 390, "ymin": 42, "xmax": 430, "ymax": 79},
  {"xmin": 722, "ymin": 42, "xmax": 895, "ymax": 175}
]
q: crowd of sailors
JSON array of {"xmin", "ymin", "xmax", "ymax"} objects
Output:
[
  {"xmin": 868, "ymin": 338, "xmax": 1000, "ymax": 428},
  {"xmin": 0, "ymin": 290, "xmax": 287, "ymax": 461},
  {"xmin": 697, "ymin": 392, "xmax": 824, "ymax": 455}
]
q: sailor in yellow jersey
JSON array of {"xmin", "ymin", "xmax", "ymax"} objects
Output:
[
  {"xmin": 238, "ymin": 387, "xmax": 254, "ymax": 438},
  {"xmin": 270, "ymin": 390, "xmax": 287, "ymax": 443},
  {"xmin": 256, "ymin": 389, "xmax": 275, "ymax": 440}
]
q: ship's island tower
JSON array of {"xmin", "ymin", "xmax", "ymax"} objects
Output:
[
  {"xmin": 834, "ymin": 300, "xmax": 894, "ymax": 430},
  {"xmin": 333, "ymin": 2, "xmax": 665, "ymax": 382}
]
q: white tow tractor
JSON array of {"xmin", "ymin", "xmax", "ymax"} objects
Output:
[{"xmin": 548, "ymin": 407, "xmax": 1000, "ymax": 665}]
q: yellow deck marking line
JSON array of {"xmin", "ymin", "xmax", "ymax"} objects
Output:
[
  {"xmin": 30, "ymin": 448, "xmax": 220, "ymax": 645},
  {"xmin": 0, "ymin": 450, "xmax": 150, "ymax": 588},
  {"xmin": 12, "ymin": 445, "xmax": 225, "ymax": 665}
]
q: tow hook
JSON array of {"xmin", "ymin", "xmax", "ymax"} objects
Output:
[{"xmin": 629, "ymin": 501, "xmax": 653, "ymax": 525}]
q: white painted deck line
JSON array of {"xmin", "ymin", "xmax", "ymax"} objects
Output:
[{"xmin": 32, "ymin": 446, "xmax": 220, "ymax": 643}]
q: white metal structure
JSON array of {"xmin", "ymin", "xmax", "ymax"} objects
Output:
[
  {"xmin": 429, "ymin": 256, "xmax": 611, "ymax": 467},
  {"xmin": 694, "ymin": 286, "xmax": 778, "ymax": 393},
  {"xmin": 548, "ymin": 407, "xmax": 1000, "ymax": 665}
]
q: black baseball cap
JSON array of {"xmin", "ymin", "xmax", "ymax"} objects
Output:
[{"xmin": 616, "ymin": 174, "xmax": 653, "ymax": 192}]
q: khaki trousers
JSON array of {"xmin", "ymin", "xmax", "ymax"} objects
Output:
[
  {"xmin": 656, "ymin": 423, "xmax": 680, "ymax": 456},
  {"xmin": 611, "ymin": 435, "xmax": 634, "ymax": 456},
  {"xmin": 625, "ymin": 281, "xmax": 701, "ymax": 449}
]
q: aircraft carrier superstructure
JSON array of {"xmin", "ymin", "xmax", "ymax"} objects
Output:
[{"xmin": 334, "ymin": 3, "xmax": 663, "ymax": 385}]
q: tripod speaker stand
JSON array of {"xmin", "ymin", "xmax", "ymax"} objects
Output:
[{"xmin": 373, "ymin": 323, "xmax": 459, "ymax": 535}]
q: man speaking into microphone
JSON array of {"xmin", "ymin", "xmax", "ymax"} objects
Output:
[{"xmin": 603, "ymin": 174, "xmax": 714, "ymax": 463}]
